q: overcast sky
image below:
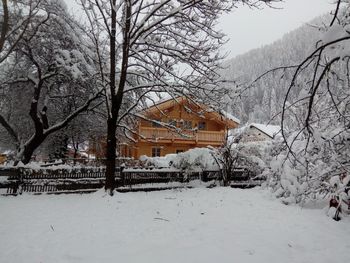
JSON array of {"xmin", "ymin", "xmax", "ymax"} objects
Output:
[
  {"xmin": 219, "ymin": 0, "xmax": 335, "ymax": 59},
  {"xmin": 66, "ymin": 0, "xmax": 335, "ymax": 60}
]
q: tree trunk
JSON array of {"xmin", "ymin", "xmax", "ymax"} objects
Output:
[
  {"xmin": 104, "ymin": 0, "xmax": 132, "ymax": 194},
  {"xmin": 73, "ymin": 145, "xmax": 78, "ymax": 165},
  {"xmin": 0, "ymin": 0, "xmax": 9, "ymax": 53},
  {"xmin": 104, "ymin": 0, "xmax": 118, "ymax": 194},
  {"xmin": 19, "ymin": 134, "xmax": 47, "ymax": 164},
  {"xmin": 105, "ymin": 118, "xmax": 117, "ymax": 194}
]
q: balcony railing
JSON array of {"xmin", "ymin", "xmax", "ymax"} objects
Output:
[{"xmin": 138, "ymin": 127, "xmax": 225, "ymax": 144}]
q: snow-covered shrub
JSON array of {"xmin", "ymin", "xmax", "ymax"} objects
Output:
[
  {"xmin": 228, "ymin": 139, "xmax": 279, "ymax": 180},
  {"xmin": 140, "ymin": 148, "xmax": 219, "ymax": 172},
  {"xmin": 266, "ymin": 129, "xmax": 350, "ymax": 209},
  {"xmin": 230, "ymin": 125, "xmax": 280, "ymax": 175},
  {"xmin": 207, "ymin": 138, "xmax": 276, "ymax": 185},
  {"xmin": 171, "ymin": 148, "xmax": 219, "ymax": 171},
  {"xmin": 139, "ymin": 154, "xmax": 177, "ymax": 169},
  {"xmin": 253, "ymin": 3, "xmax": 350, "ymax": 221},
  {"xmin": 139, "ymin": 140, "xmax": 278, "ymax": 187}
]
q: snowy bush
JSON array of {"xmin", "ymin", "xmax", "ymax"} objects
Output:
[
  {"xmin": 140, "ymin": 148, "xmax": 219, "ymax": 172},
  {"xmin": 266, "ymin": 130, "xmax": 350, "ymax": 210},
  {"xmin": 250, "ymin": 2, "xmax": 350, "ymax": 221},
  {"xmin": 227, "ymin": 139, "xmax": 278, "ymax": 180}
]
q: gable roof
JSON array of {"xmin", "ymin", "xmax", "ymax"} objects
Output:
[
  {"xmin": 249, "ymin": 123, "xmax": 281, "ymax": 138},
  {"xmin": 219, "ymin": 110, "xmax": 241, "ymax": 125},
  {"xmin": 140, "ymin": 96, "xmax": 240, "ymax": 129}
]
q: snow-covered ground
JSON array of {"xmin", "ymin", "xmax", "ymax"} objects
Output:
[{"xmin": 1, "ymin": 188, "xmax": 349, "ymax": 263}]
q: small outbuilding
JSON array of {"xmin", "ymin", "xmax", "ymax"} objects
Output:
[{"xmin": 238, "ymin": 123, "xmax": 281, "ymax": 143}]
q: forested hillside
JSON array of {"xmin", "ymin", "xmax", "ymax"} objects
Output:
[
  {"xmin": 221, "ymin": 15, "xmax": 329, "ymax": 125},
  {"xmin": 222, "ymin": 5, "xmax": 350, "ymax": 210}
]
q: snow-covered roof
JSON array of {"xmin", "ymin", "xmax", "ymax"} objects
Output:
[
  {"xmin": 249, "ymin": 123, "xmax": 281, "ymax": 138},
  {"xmin": 220, "ymin": 110, "xmax": 241, "ymax": 124},
  {"xmin": 0, "ymin": 149, "xmax": 13, "ymax": 155},
  {"xmin": 141, "ymin": 95, "xmax": 171, "ymax": 111},
  {"xmin": 140, "ymin": 96, "xmax": 240, "ymax": 128}
]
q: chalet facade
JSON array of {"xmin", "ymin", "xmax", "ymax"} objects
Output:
[
  {"xmin": 0, "ymin": 153, "xmax": 6, "ymax": 164},
  {"xmin": 120, "ymin": 97, "xmax": 239, "ymax": 159}
]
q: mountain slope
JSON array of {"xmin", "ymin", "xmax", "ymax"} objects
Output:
[{"xmin": 221, "ymin": 15, "xmax": 329, "ymax": 124}]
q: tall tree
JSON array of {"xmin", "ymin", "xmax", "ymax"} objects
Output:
[
  {"xmin": 0, "ymin": 1, "xmax": 103, "ymax": 164},
  {"xmin": 79, "ymin": 0, "xmax": 280, "ymax": 194},
  {"xmin": 264, "ymin": 0, "xmax": 350, "ymax": 206}
]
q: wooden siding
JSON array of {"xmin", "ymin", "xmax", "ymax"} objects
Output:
[
  {"xmin": 133, "ymin": 100, "xmax": 229, "ymax": 158},
  {"xmin": 123, "ymin": 98, "xmax": 238, "ymax": 159},
  {"xmin": 86, "ymin": 97, "xmax": 238, "ymax": 159},
  {"xmin": 0, "ymin": 154, "xmax": 6, "ymax": 164},
  {"xmin": 140, "ymin": 102, "xmax": 227, "ymax": 131},
  {"xmin": 138, "ymin": 127, "xmax": 225, "ymax": 144}
]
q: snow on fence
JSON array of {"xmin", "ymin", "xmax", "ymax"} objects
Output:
[
  {"xmin": 0, "ymin": 167, "xmax": 262, "ymax": 195},
  {"xmin": 119, "ymin": 169, "xmax": 228, "ymax": 187},
  {"xmin": 0, "ymin": 167, "xmax": 108, "ymax": 195},
  {"xmin": 38, "ymin": 157, "xmax": 138, "ymax": 168},
  {"xmin": 0, "ymin": 167, "xmax": 221, "ymax": 195}
]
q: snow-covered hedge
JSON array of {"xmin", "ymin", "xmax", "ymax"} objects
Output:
[
  {"xmin": 264, "ymin": 130, "xmax": 350, "ymax": 220},
  {"xmin": 140, "ymin": 148, "xmax": 219, "ymax": 172},
  {"xmin": 0, "ymin": 160, "xmax": 103, "ymax": 172},
  {"xmin": 140, "ymin": 141, "xmax": 274, "ymax": 178},
  {"xmin": 233, "ymin": 140, "xmax": 274, "ymax": 177}
]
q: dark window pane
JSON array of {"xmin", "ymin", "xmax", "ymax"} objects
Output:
[
  {"xmin": 152, "ymin": 120, "xmax": 162, "ymax": 127},
  {"xmin": 184, "ymin": 120, "xmax": 192, "ymax": 129},
  {"xmin": 198, "ymin": 121, "xmax": 206, "ymax": 130},
  {"xmin": 168, "ymin": 119, "xmax": 176, "ymax": 127},
  {"xmin": 152, "ymin": 147, "xmax": 161, "ymax": 157}
]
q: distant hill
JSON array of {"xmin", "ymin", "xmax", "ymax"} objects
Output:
[{"xmin": 220, "ymin": 14, "xmax": 330, "ymax": 125}]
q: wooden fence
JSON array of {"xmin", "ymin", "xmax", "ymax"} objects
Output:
[
  {"xmin": 0, "ymin": 166, "xmax": 261, "ymax": 195},
  {"xmin": 35, "ymin": 157, "xmax": 138, "ymax": 168},
  {"xmin": 0, "ymin": 167, "xmax": 109, "ymax": 195}
]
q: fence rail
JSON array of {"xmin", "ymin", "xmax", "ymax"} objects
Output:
[
  {"xmin": 0, "ymin": 166, "xmax": 261, "ymax": 195},
  {"xmin": 139, "ymin": 127, "xmax": 225, "ymax": 144}
]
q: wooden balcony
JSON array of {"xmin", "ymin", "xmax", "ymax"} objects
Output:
[{"xmin": 138, "ymin": 127, "xmax": 225, "ymax": 145}]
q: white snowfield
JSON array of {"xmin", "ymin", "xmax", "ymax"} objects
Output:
[{"xmin": 0, "ymin": 188, "xmax": 349, "ymax": 263}]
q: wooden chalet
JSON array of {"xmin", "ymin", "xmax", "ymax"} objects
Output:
[
  {"xmin": 0, "ymin": 153, "xmax": 6, "ymax": 164},
  {"xmin": 120, "ymin": 97, "xmax": 239, "ymax": 159}
]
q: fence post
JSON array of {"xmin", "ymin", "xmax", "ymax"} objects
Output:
[
  {"xmin": 120, "ymin": 166, "xmax": 125, "ymax": 187},
  {"xmin": 201, "ymin": 171, "xmax": 208, "ymax": 182},
  {"xmin": 16, "ymin": 168, "xmax": 24, "ymax": 195}
]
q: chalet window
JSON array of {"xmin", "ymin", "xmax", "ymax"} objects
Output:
[
  {"xmin": 176, "ymin": 150, "xmax": 184, "ymax": 154},
  {"xmin": 152, "ymin": 147, "xmax": 161, "ymax": 157},
  {"xmin": 198, "ymin": 121, "xmax": 206, "ymax": 130},
  {"xmin": 152, "ymin": 120, "xmax": 161, "ymax": 127},
  {"xmin": 168, "ymin": 119, "xmax": 176, "ymax": 127},
  {"xmin": 183, "ymin": 120, "xmax": 192, "ymax": 129}
]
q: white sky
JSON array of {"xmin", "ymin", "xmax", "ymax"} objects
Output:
[
  {"xmin": 65, "ymin": 0, "xmax": 335, "ymax": 59},
  {"xmin": 219, "ymin": 0, "xmax": 335, "ymax": 59}
]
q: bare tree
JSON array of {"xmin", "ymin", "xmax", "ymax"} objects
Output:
[
  {"xmin": 211, "ymin": 138, "xmax": 237, "ymax": 186},
  {"xmin": 0, "ymin": 0, "xmax": 45, "ymax": 64},
  {"xmin": 0, "ymin": 1, "xmax": 104, "ymax": 164},
  {"xmin": 79, "ymin": 0, "xmax": 280, "ymax": 194},
  {"xmin": 281, "ymin": 0, "xmax": 350, "ymax": 156},
  {"xmin": 255, "ymin": 0, "xmax": 350, "ymax": 205}
]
